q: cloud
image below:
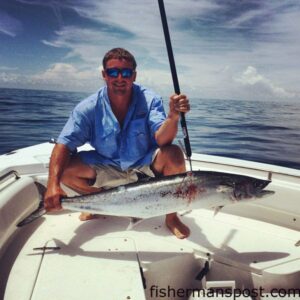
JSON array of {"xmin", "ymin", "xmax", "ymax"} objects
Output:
[
  {"xmin": 30, "ymin": 63, "xmax": 100, "ymax": 91},
  {"xmin": 0, "ymin": 10, "xmax": 22, "ymax": 37},
  {"xmin": 137, "ymin": 68, "xmax": 174, "ymax": 96},
  {"xmin": 235, "ymin": 66, "xmax": 297, "ymax": 99},
  {"xmin": 2, "ymin": 0, "xmax": 300, "ymax": 100},
  {"xmin": 0, "ymin": 66, "xmax": 18, "ymax": 71},
  {"xmin": 0, "ymin": 72, "xmax": 19, "ymax": 83},
  {"xmin": 0, "ymin": 63, "xmax": 100, "ymax": 92},
  {"xmin": 37, "ymin": 1, "xmax": 223, "ymax": 95},
  {"xmin": 42, "ymin": 26, "xmax": 126, "ymax": 66}
]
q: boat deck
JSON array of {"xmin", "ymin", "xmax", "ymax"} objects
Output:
[{"xmin": 0, "ymin": 143, "xmax": 299, "ymax": 300}]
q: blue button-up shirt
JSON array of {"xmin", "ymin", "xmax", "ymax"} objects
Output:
[{"xmin": 57, "ymin": 83, "xmax": 166, "ymax": 170}]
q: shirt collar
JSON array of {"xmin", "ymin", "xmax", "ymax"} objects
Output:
[{"xmin": 97, "ymin": 84, "xmax": 139, "ymax": 132}]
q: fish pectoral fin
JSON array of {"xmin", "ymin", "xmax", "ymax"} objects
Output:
[
  {"xmin": 258, "ymin": 190, "xmax": 275, "ymax": 198},
  {"xmin": 126, "ymin": 217, "xmax": 144, "ymax": 230},
  {"xmin": 213, "ymin": 206, "xmax": 224, "ymax": 216}
]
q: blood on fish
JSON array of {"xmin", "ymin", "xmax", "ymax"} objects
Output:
[
  {"xmin": 159, "ymin": 183, "xmax": 199, "ymax": 202},
  {"xmin": 174, "ymin": 183, "xmax": 199, "ymax": 203}
]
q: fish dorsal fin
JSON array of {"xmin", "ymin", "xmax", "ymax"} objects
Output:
[{"xmin": 213, "ymin": 206, "xmax": 224, "ymax": 216}]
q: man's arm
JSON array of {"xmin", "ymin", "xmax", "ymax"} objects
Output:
[
  {"xmin": 155, "ymin": 94, "xmax": 190, "ymax": 146},
  {"xmin": 44, "ymin": 143, "xmax": 71, "ymax": 211}
]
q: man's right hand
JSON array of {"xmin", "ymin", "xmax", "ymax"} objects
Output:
[
  {"xmin": 44, "ymin": 183, "xmax": 66, "ymax": 212},
  {"xmin": 44, "ymin": 143, "xmax": 71, "ymax": 212}
]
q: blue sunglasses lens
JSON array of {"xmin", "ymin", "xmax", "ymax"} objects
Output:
[
  {"xmin": 106, "ymin": 68, "xmax": 133, "ymax": 78},
  {"xmin": 121, "ymin": 68, "xmax": 134, "ymax": 78}
]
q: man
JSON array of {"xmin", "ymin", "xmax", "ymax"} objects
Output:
[{"xmin": 44, "ymin": 48, "xmax": 190, "ymax": 239}]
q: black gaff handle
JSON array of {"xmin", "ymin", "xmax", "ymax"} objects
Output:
[{"xmin": 158, "ymin": 0, "xmax": 192, "ymax": 159}]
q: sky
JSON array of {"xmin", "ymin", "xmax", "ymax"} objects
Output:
[{"xmin": 0, "ymin": 0, "xmax": 300, "ymax": 101}]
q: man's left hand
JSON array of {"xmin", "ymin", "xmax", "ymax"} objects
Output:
[{"xmin": 168, "ymin": 94, "xmax": 190, "ymax": 120}]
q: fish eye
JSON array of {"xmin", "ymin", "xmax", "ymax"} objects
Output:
[{"xmin": 253, "ymin": 180, "xmax": 262, "ymax": 188}]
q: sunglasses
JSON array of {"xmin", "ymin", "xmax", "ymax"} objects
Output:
[{"xmin": 105, "ymin": 68, "xmax": 134, "ymax": 78}]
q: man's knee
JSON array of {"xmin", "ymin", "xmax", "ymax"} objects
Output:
[
  {"xmin": 160, "ymin": 144, "xmax": 185, "ymax": 166},
  {"xmin": 61, "ymin": 155, "xmax": 96, "ymax": 182}
]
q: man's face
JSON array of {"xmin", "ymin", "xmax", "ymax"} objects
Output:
[{"xmin": 102, "ymin": 58, "xmax": 136, "ymax": 96}]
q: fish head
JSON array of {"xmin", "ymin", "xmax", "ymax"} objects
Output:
[
  {"xmin": 217, "ymin": 175, "xmax": 274, "ymax": 201},
  {"xmin": 232, "ymin": 177, "xmax": 273, "ymax": 200}
]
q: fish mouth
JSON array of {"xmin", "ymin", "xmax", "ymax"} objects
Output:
[
  {"xmin": 255, "ymin": 190, "xmax": 275, "ymax": 198},
  {"xmin": 233, "ymin": 179, "xmax": 272, "ymax": 199}
]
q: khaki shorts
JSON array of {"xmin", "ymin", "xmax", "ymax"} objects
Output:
[
  {"xmin": 61, "ymin": 150, "xmax": 158, "ymax": 197},
  {"xmin": 90, "ymin": 164, "xmax": 155, "ymax": 189},
  {"xmin": 91, "ymin": 149, "xmax": 159, "ymax": 189}
]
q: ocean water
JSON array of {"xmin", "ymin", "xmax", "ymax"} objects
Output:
[{"xmin": 0, "ymin": 87, "xmax": 300, "ymax": 170}]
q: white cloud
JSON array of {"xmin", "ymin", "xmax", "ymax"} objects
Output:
[
  {"xmin": 0, "ymin": 10, "xmax": 22, "ymax": 37},
  {"xmin": 0, "ymin": 66, "xmax": 18, "ymax": 71},
  {"xmin": 41, "ymin": 39, "xmax": 62, "ymax": 48},
  {"xmin": 137, "ymin": 68, "xmax": 173, "ymax": 96},
  {"xmin": 235, "ymin": 66, "xmax": 297, "ymax": 99},
  {"xmin": 30, "ymin": 63, "xmax": 101, "ymax": 91},
  {"xmin": 0, "ymin": 72, "xmax": 19, "ymax": 83},
  {"xmin": 0, "ymin": 64, "xmax": 100, "ymax": 92},
  {"xmin": 3, "ymin": 0, "xmax": 300, "ymax": 100},
  {"xmin": 42, "ymin": 26, "xmax": 131, "ymax": 66}
]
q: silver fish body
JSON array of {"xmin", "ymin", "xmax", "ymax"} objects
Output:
[{"xmin": 61, "ymin": 171, "xmax": 273, "ymax": 219}]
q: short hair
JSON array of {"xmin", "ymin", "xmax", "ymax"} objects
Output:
[{"xmin": 102, "ymin": 48, "xmax": 137, "ymax": 70}]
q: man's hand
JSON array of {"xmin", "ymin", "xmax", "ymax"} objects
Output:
[
  {"xmin": 155, "ymin": 93, "xmax": 190, "ymax": 146},
  {"xmin": 44, "ymin": 183, "xmax": 66, "ymax": 212},
  {"xmin": 44, "ymin": 143, "xmax": 71, "ymax": 212},
  {"xmin": 168, "ymin": 94, "xmax": 190, "ymax": 120}
]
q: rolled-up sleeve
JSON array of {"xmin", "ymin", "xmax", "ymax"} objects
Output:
[
  {"xmin": 148, "ymin": 96, "xmax": 166, "ymax": 139},
  {"xmin": 57, "ymin": 108, "xmax": 91, "ymax": 151}
]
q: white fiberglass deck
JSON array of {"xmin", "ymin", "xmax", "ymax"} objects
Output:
[{"xmin": 0, "ymin": 143, "xmax": 299, "ymax": 300}]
